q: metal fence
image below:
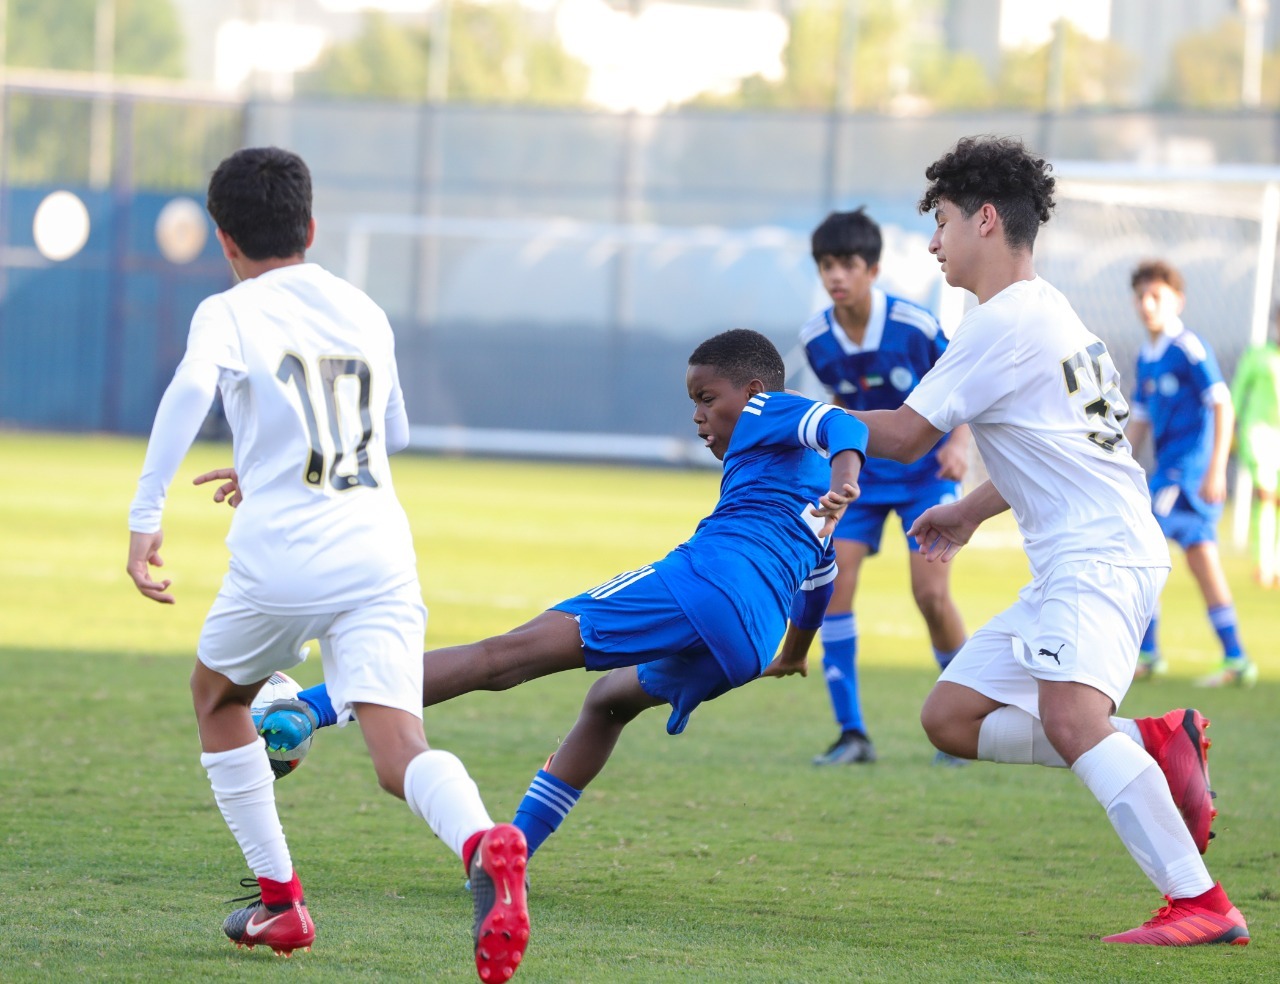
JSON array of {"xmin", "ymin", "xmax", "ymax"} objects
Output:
[{"xmin": 5, "ymin": 82, "xmax": 1280, "ymax": 459}]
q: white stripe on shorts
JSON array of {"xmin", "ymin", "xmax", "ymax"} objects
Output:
[{"xmin": 588, "ymin": 566, "xmax": 656, "ymax": 599}]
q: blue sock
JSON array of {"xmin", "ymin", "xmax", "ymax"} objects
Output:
[
  {"xmin": 512, "ymin": 769, "xmax": 581, "ymax": 858},
  {"xmin": 1140, "ymin": 616, "xmax": 1158, "ymax": 657},
  {"xmin": 296, "ymin": 684, "xmax": 338, "ymax": 728},
  {"xmin": 1207, "ymin": 605, "xmax": 1245, "ymax": 660},
  {"xmin": 820, "ymin": 613, "xmax": 864, "ymax": 736},
  {"xmin": 932, "ymin": 640, "xmax": 964, "ymax": 670}
]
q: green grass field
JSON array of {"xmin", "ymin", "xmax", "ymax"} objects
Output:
[{"xmin": 1, "ymin": 431, "xmax": 1276, "ymax": 983}]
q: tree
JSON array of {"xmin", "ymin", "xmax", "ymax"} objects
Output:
[
  {"xmin": 692, "ymin": 0, "xmax": 994, "ymax": 113},
  {"xmin": 296, "ymin": 11, "xmax": 430, "ymax": 100},
  {"xmin": 297, "ymin": 4, "xmax": 588, "ymax": 106},
  {"xmin": 1162, "ymin": 18, "xmax": 1248, "ymax": 109},
  {"xmin": 6, "ymin": 0, "xmax": 185, "ymax": 77},
  {"xmin": 995, "ymin": 19, "xmax": 1134, "ymax": 110},
  {"xmin": 912, "ymin": 50, "xmax": 995, "ymax": 110}
]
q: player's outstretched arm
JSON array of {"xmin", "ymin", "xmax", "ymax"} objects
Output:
[
  {"xmin": 761, "ymin": 623, "xmax": 818, "ymax": 679},
  {"xmin": 934, "ymin": 423, "xmax": 972, "ymax": 481},
  {"xmin": 1200, "ymin": 400, "xmax": 1234, "ymax": 504},
  {"xmin": 908, "ymin": 480, "xmax": 1008, "ymax": 563},
  {"xmin": 809, "ymin": 448, "xmax": 864, "ymax": 537},
  {"xmin": 127, "ymin": 529, "xmax": 174, "ymax": 604},
  {"xmin": 193, "ymin": 467, "xmax": 242, "ymax": 508}
]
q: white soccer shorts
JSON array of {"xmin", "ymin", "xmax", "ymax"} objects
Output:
[
  {"xmin": 197, "ymin": 581, "xmax": 427, "ymax": 724},
  {"xmin": 938, "ymin": 559, "xmax": 1168, "ymax": 716}
]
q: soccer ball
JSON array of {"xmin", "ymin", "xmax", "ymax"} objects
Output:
[{"xmin": 251, "ymin": 671, "xmax": 311, "ymax": 780}]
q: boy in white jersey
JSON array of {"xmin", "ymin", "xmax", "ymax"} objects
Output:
[
  {"xmin": 126, "ymin": 147, "xmax": 529, "ymax": 982},
  {"xmin": 844, "ymin": 136, "xmax": 1248, "ymax": 946}
]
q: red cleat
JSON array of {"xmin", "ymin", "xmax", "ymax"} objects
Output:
[
  {"xmin": 1135, "ymin": 708, "xmax": 1216, "ymax": 853},
  {"xmin": 469, "ymin": 824, "xmax": 530, "ymax": 983},
  {"xmin": 1103, "ymin": 888, "xmax": 1249, "ymax": 946},
  {"xmin": 223, "ymin": 875, "xmax": 315, "ymax": 956}
]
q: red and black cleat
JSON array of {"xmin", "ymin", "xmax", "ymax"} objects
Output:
[
  {"xmin": 469, "ymin": 824, "xmax": 531, "ymax": 983},
  {"xmin": 223, "ymin": 874, "xmax": 315, "ymax": 957}
]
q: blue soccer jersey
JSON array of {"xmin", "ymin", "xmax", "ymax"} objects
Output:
[
  {"xmin": 651, "ymin": 392, "xmax": 868, "ymax": 684},
  {"xmin": 1131, "ymin": 319, "xmax": 1230, "ymax": 492},
  {"xmin": 800, "ymin": 287, "xmax": 952, "ymax": 502}
]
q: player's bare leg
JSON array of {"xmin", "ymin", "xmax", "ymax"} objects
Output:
[
  {"xmin": 193, "ymin": 661, "xmax": 315, "ymax": 956},
  {"xmin": 544, "ymin": 667, "xmax": 665, "ymax": 790},
  {"xmin": 1184, "ymin": 542, "xmax": 1256, "ymax": 687},
  {"xmin": 357, "ymin": 702, "xmax": 530, "ymax": 982},
  {"xmin": 919, "ymin": 680, "xmax": 1003, "ymax": 760},
  {"xmin": 909, "ymin": 551, "xmax": 969, "ymax": 765},
  {"xmin": 421, "ymin": 611, "xmax": 587, "ymax": 706},
  {"xmin": 907, "ymin": 550, "xmax": 966, "ymax": 654}
]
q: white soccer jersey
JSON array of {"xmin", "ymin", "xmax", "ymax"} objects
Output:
[
  {"xmin": 130, "ymin": 263, "xmax": 419, "ymax": 614},
  {"xmin": 905, "ymin": 277, "xmax": 1169, "ymax": 577}
]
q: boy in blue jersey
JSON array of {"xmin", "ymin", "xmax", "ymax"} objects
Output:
[
  {"xmin": 1124, "ymin": 260, "xmax": 1256, "ymax": 688},
  {"xmin": 769, "ymin": 209, "xmax": 970, "ymax": 766},
  {"xmin": 247, "ymin": 329, "xmax": 868, "ymax": 860}
]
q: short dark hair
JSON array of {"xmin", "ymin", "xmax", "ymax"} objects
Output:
[
  {"xmin": 1130, "ymin": 259, "xmax": 1184, "ymax": 295},
  {"xmin": 206, "ymin": 147, "xmax": 312, "ymax": 261},
  {"xmin": 918, "ymin": 136, "xmax": 1055, "ymax": 250},
  {"xmin": 811, "ymin": 208, "xmax": 882, "ymax": 266},
  {"xmin": 688, "ymin": 329, "xmax": 785, "ymax": 390}
]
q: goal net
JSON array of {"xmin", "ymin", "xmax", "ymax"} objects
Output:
[{"xmin": 1040, "ymin": 162, "xmax": 1280, "ymax": 548}]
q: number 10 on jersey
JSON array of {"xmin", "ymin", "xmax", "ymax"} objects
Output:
[{"xmin": 277, "ymin": 352, "xmax": 379, "ymax": 491}]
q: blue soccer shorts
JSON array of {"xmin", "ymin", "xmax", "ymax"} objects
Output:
[
  {"xmin": 834, "ymin": 479, "xmax": 961, "ymax": 554},
  {"xmin": 552, "ymin": 566, "xmax": 751, "ymax": 735},
  {"xmin": 1150, "ymin": 482, "xmax": 1222, "ymax": 549}
]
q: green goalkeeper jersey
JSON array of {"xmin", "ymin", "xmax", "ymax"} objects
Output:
[{"xmin": 1231, "ymin": 342, "xmax": 1280, "ymax": 437}]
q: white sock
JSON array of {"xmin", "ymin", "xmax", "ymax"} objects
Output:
[
  {"xmin": 1111, "ymin": 717, "xmax": 1142, "ymax": 745},
  {"xmin": 976, "ymin": 706, "xmax": 1066, "ymax": 766},
  {"xmin": 977, "ymin": 707, "xmax": 1147, "ymax": 765},
  {"xmin": 1072, "ymin": 733, "xmax": 1213, "ymax": 898},
  {"xmin": 201, "ymin": 740, "xmax": 293, "ymax": 882},
  {"xmin": 403, "ymin": 749, "xmax": 494, "ymax": 860}
]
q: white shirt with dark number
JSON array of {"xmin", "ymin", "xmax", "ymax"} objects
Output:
[
  {"xmin": 134, "ymin": 263, "xmax": 419, "ymax": 615},
  {"xmin": 905, "ymin": 277, "xmax": 1169, "ymax": 578}
]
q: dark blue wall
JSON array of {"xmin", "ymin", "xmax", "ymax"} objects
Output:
[{"xmin": 0, "ymin": 187, "xmax": 232, "ymax": 434}]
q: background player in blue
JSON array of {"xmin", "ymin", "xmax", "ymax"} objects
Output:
[
  {"xmin": 253, "ymin": 329, "xmax": 868, "ymax": 861},
  {"xmin": 1124, "ymin": 260, "xmax": 1256, "ymax": 688},
  {"xmin": 776, "ymin": 208, "xmax": 971, "ymax": 766}
]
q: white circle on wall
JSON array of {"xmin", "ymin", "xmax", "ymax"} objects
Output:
[
  {"xmin": 33, "ymin": 190, "xmax": 91, "ymax": 261},
  {"xmin": 155, "ymin": 197, "xmax": 209, "ymax": 264}
]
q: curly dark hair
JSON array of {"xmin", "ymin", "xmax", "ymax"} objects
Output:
[
  {"xmin": 810, "ymin": 207, "xmax": 882, "ymax": 266},
  {"xmin": 206, "ymin": 147, "xmax": 312, "ymax": 261},
  {"xmin": 1130, "ymin": 258, "xmax": 1185, "ymax": 295},
  {"xmin": 918, "ymin": 136, "xmax": 1055, "ymax": 250},
  {"xmin": 688, "ymin": 329, "xmax": 785, "ymax": 390}
]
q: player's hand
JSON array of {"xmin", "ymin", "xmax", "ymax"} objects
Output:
[
  {"xmin": 127, "ymin": 529, "xmax": 174, "ymax": 604},
  {"xmin": 810, "ymin": 485, "xmax": 856, "ymax": 537},
  {"xmin": 907, "ymin": 501, "xmax": 976, "ymax": 563},
  {"xmin": 193, "ymin": 467, "xmax": 242, "ymax": 508},
  {"xmin": 934, "ymin": 438, "xmax": 969, "ymax": 481},
  {"xmin": 1199, "ymin": 469, "xmax": 1227, "ymax": 505},
  {"xmin": 761, "ymin": 651, "xmax": 808, "ymax": 679},
  {"xmin": 810, "ymin": 482, "xmax": 859, "ymax": 538}
]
